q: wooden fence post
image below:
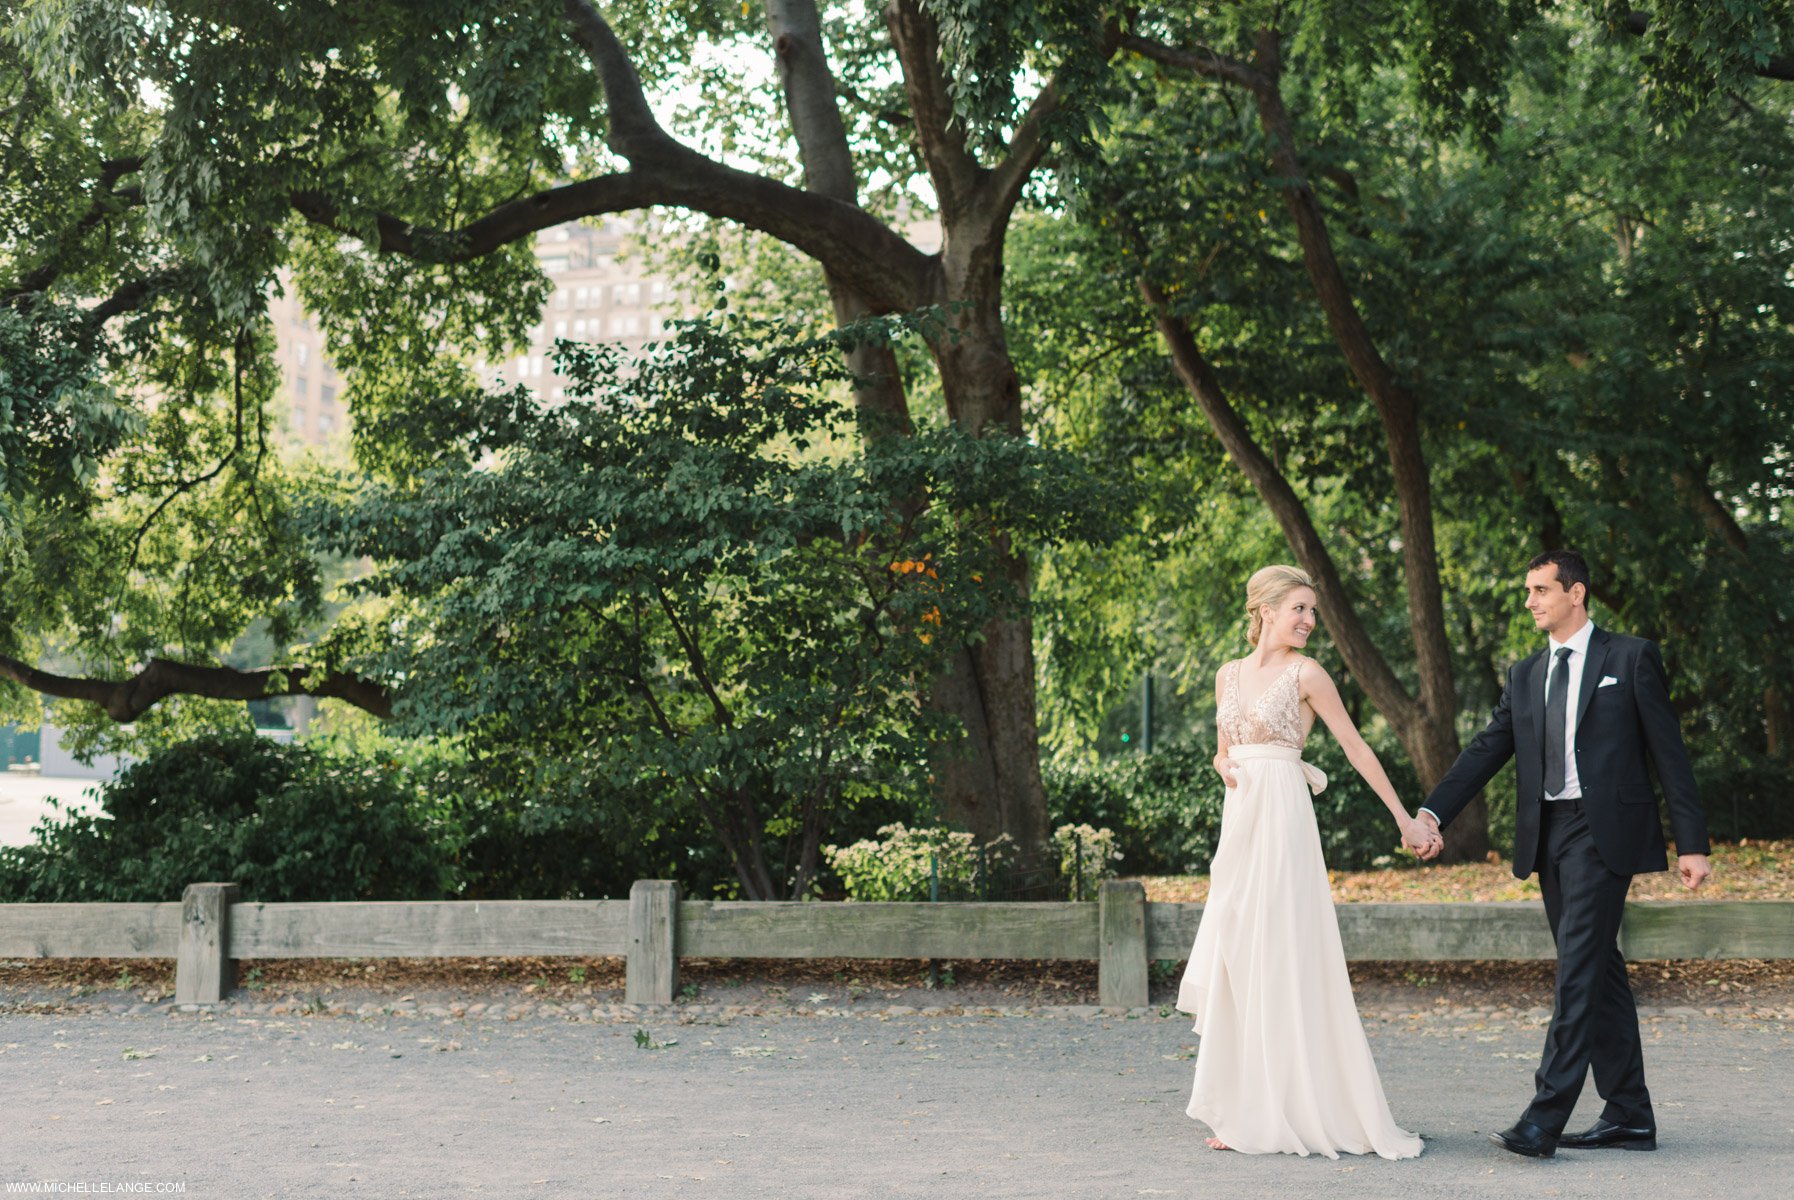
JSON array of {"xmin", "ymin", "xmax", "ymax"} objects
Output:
[
  {"xmin": 626, "ymin": 880, "xmax": 680, "ymax": 1004},
  {"xmin": 1098, "ymin": 880, "xmax": 1148, "ymax": 1008},
  {"xmin": 175, "ymin": 882, "xmax": 239, "ymax": 1005}
]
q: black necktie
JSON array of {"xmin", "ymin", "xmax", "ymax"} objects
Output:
[{"xmin": 1543, "ymin": 646, "xmax": 1573, "ymax": 796}]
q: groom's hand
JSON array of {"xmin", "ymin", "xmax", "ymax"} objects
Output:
[
  {"xmin": 1678, "ymin": 853, "xmax": 1712, "ymax": 890},
  {"xmin": 1400, "ymin": 814, "xmax": 1441, "ymax": 859},
  {"xmin": 1413, "ymin": 810, "xmax": 1443, "ymax": 861}
]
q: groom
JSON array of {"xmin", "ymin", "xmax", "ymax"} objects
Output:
[{"xmin": 1415, "ymin": 550, "xmax": 1711, "ymax": 1159}]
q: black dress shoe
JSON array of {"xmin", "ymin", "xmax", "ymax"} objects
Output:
[
  {"xmin": 1559, "ymin": 1119, "xmax": 1657, "ymax": 1151},
  {"xmin": 1490, "ymin": 1119, "xmax": 1558, "ymax": 1158}
]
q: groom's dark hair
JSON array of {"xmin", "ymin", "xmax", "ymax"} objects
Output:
[{"xmin": 1528, "ymin": 549, "xmax": 1591, "ymax": 603}]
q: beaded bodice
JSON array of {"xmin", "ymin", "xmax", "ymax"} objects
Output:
[{"xmin": 1217, "ymin": 659, "xmax": 1311, "ymax": 750}]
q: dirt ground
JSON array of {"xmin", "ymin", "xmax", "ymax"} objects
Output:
[{"xmin": 1139, "ymin": 838, "xmax": 1794, "ymax": 903}]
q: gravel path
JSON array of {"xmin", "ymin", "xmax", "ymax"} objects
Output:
[{"xmin": 4, "ymin": 1001, "xmax": 1789, "ymax": 1198}]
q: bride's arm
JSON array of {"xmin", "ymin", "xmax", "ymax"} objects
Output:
[
  {"xmin": 1300, "ymin": 661, "xmax": 1438, "ymax": 853},
  {"xmin": 1212, "ymin": 665, "xmax": 1238, "ymax": 788}
]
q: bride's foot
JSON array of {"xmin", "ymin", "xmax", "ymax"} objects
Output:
[{"xmin": 1205, "ymin": 1138, "xmax": 1231, "ymax": 1151}]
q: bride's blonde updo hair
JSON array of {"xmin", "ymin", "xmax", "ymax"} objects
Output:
[{"xmin": 1244, "ymin": 565, "xmax": 1316, "ymax": 646}]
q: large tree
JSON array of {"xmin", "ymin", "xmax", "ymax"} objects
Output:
[
  {"xmin": 1012, "ymin": 4, "xmax": 1793, "ymax": 852},
  {"xmin": 5, "ymin": 0, "xmax": 1790, "ymax": 864},
  {"xmin": 1, "ymin": 0, "xmax": 1127, "ymax": 873}
]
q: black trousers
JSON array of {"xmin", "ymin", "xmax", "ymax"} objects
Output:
[{"xmin": 1523, "ymin": 798, "xmax": 1653, "ymax": 1133}]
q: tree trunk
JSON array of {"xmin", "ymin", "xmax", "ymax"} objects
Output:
[
  {"xmin": 924, "ymin": 290, "xmax": 1054, "ymax": 884},
  {"xmin": 1399, "ymin": 706, "xmax": 1491, "ymax": 861},
  {"xmin": 765, "ymin": 0, "xmax": 1049, "ymax": 878},
  {"xmin": 1122, "ymin": 27, "xmax": 1493, "ymax": 863},
  {"xmin": 17, "ymin": 0, "xmax": 1069, "ymax": 885},
  {"xmin": 1767, "ymin": 686, "xmax": 1787, "ymax": 760},
  {"xmin": 1137, "ymin": 276, "xmax": 1490, "ymax": 861}
]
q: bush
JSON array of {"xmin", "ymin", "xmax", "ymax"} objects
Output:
[
  {"xmin": 1694, "ymin": 751, "xmax": 1794, "ymax": 843},
  {"xmin": 1052, "ymin": 823, "xmax": 1122, "ymax": 899},
  {"xmin": 1044, "ymin": 736, "xmax": 1414, "ymax": 875},
  {"xmin": 440, "ymin": 774, "xmax": 739, "ymax": 901},
  {"xmin": 0, "ymin": 731, "xmax": 457, "ymax": 902},
  {"xmin": 824, "ymin": 823, "xmax": 1013, "ymax": 901}
]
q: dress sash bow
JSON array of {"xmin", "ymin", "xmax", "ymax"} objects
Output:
[{"xmin": 1229, "ymin": 743, "xmax": 1329, "ymax": 795}]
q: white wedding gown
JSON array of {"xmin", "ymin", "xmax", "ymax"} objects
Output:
[{"xmin": 1176, "ymin": 659, "xmax": 1423, "ymax": 1159}]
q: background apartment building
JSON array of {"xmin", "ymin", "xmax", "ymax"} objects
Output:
[{"xmin": 268, "ymin": 218, "xmax": 677, "ymax": 447}]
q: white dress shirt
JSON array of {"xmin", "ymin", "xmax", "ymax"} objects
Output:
[
  {"xmin": 1542, "ymin": 620, "xmax": 1594, "ymax": 800},
  {"xmin": 1421, "ymin": 620, "xmax": 1595, "ymax": 825}
]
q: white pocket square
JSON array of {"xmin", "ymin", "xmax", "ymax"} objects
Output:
[{"xmin": 1598, "ymin": 675, "xmax": 1620, "ymax": 687}]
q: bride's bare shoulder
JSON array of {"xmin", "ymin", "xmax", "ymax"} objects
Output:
[{"xmin": 1294, "ymin": 656, "xmax": 1341, "ymax": 694}]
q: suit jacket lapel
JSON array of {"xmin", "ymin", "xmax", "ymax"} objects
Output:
[{"xmin": 1574, "ymin": 627, "xmax": 1609, "ymax": 736}]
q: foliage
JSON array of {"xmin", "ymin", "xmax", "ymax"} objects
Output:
[
  {"xmin": 824, "ymin": 822, "xmax": 1013, "ymax": 902},
  {"xmin": 0, "ymin": 731, "xmax": 456, "ymax": 903},
  {"xmin": 1592, "ymin": 0, "xmax": 1794, "ymax": 118},
  {"xmin": 1020, "ymin": 10, "xmax": 1793, "ymax": 841},
  {"xmin": 5, "ymin": 0, "xmax": 1791, "ymax": 886},
  {"xmin": 303, "ymin": 313, "xmax": 1113, "ymax": 899},
  {"xmin": 1052, "ymin": 822, "xmax": 1121, "ymax": 897}
]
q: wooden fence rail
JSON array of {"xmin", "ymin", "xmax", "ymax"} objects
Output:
[{"xmin": 3, "ymin": 882, "xmax": 1791, "ymax": 1008}]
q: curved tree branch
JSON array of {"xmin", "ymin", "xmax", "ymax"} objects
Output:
[
  {"xmin": 1119, "ymin": 32, "xmax": 1270, "ymax": 93},
  {"xmin": 984, "ymin": 13, "xmax": 1123, "ymax": 233},
  {"xmin": 765, "ymin": 0, "xmax": 915, "ymax": 432},
  {"xmin": 82, "ymin": 268, "xmax": 185, "ymax": 327},
  {"xmin": 1134, "ymin": 274, "xmax": 1419, "ymax": 729},
  {"xmin": 3, "ymin": 156, "xmax": 146, "ymax": 308},
  {"xmin": 0, "ymin": 654, "xmax": 393, "ymax": 723},
  {"xmin": 985, "ymin": 73, "xmax": 1065, "ymax": 230},
  {"xmin": 1621, "ymin": 10, "xmax": 1794, "ymax": 82},
  {"xmin": 1130, "ymin": 26, "xmax": 1458, "ymax": 730},
  {"xmin": 290, "ymin": 5, "xmax": 939, "ymax": 318},
  {"xmin": 883, "ymin": 0, "xmax": 982, "ymax": 222}
]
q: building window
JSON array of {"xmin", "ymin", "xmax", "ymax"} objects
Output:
[
  {"xmin": 554, "ymin": 291, "xmax": 570, "ymax": 309},
  {"xmin": 318, "ymin": 412, "xmax": 335, "ymax": 434},
  {"xmin": 296, "ymin": 343, "xmax": 309, "ymax": 366},
  {"xmin": 295, "ymin": 375, "xmax": 309, "ymax": 399},
  {"xmin": 320, "ymin": 385, "xmax": 336, "ymax": 409},
  {"xmin": 575, "ymin": 287, "xmax": 590, "ymax": 308},
  {"xmin": 650, "ymin": 281, "xmax": 666, "ymax": 303},
  {"xmin": 554, "ymin": 320, "xmax": 568, "ymax": 337}
]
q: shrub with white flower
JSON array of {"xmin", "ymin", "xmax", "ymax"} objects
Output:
[
  {"xmin": 1054, "ymin": 823, "xmax": 1123, "ymax": 898},
  {"xmin": 825, "ymin": 823, "xmax": 1013, "ymax": 901}
]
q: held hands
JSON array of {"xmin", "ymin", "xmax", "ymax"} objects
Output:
[
  {"xmin": 1678, "ymin": 853, "xmax": 1712, "ymax": 891},
  {"xmin": 1402, "ymin": 810, "xmax": 1444, "ymax": 860}
]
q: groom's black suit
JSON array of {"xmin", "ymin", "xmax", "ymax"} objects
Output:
[{"xmin": 1422, "ymin": 625, "xmax": 1710, "ymax": 1134}]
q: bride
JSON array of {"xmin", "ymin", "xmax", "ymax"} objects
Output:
[{"xmin": 1177, "ymin": 564, "xmax": 1436, "ymax": 1159}]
